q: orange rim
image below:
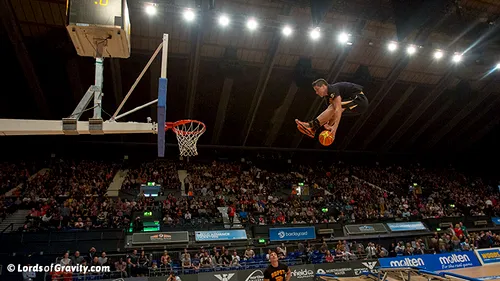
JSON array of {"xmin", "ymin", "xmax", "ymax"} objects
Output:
[{"xmin": 165, "ymin": 119, "xmax": 206, "ymax": 135}]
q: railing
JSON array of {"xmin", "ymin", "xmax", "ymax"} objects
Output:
[{"xmin": 1, "ymin": 223, "xmax": 13, "ymax": 233}]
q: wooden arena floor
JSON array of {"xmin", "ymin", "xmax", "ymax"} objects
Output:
[
  {"xmin": 443, "ymin": 266, "xmax": 500, "ymax": 279},
  {"xmin": 337, "ymin": 266, "xmax": 500, "ymax": 281}
]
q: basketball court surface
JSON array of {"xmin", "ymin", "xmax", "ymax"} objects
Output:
[{"xmin": 326, "ymin": 265, "xmax": 500, "ymax": 281}]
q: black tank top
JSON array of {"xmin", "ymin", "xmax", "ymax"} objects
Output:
[{"xmin": 327, "ymin": 82, "xmax": 363, "ymax": 100}]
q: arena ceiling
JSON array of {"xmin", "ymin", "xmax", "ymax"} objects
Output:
[{"xmin": 1, "ymin": 0, "xmax": 500, "ymax": 155}]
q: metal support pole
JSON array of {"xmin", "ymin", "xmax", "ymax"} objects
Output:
[
  {"xmin": 114, "ymin": 99, "xmax": 158, "ymax": 121},
  {"xmin": 161, "ymin": 34, "xmax": 168, "ymax": 78},
  {"xmin": 93, "ymin": 57, "xmax": 104, "ymax": 119},
  {"xmin": 112, "ymin": 42, "xmax": 163, "ymax": 119}
]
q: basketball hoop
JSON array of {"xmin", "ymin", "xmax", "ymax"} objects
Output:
[{"xmin": 165, "ymin": 120, "xmax": 206, "ymax": 157}]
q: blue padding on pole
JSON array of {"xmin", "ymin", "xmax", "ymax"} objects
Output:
[{"xmin": 157, "ymin": 78, "xmax": 167, "ymax": 157}]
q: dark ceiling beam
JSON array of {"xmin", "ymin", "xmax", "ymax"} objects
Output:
[
  {"xmin": 381, "ymin": 71, "xmax": 455, "ymax": 152},
  {"xmin": 456, "ymin": 115, "xmax": 500, "ymax": 151},
  {"xmin": 423, "ymin": 80, "xmax": 498, "ymax": 150},
  {"xmin": 265, "ymin": 82, "xmax": 299, "ymax": 146},
  {"xmin": 290, "ymin": 46, "xmax": 351, "ymax": 149},
  {"xmin": 184, "ymin": 16, "xmax": 204, "ymax": 119},
  {"xmin": 338, "ymin": 55, "xmax": 410, "ymax": 150},
  {"xmin": 241, "ymin": 30, "xmax": 282, "ymax": 145},
  {"xmin": 338, "ymin": 6, "xmax": 456, "ymax": 151},
  {"xmin": 359, "ymin": 85, "xmax": 416, "ymax": 150},
  {"xmin": 1, "ymin": 0, "xmax": 50, "ymax": 118},
  {"xmin": 404, "ymin": 98, "xmax": 454, "ymax": 149},
  {"xmin": 212, "ymin": 77, "xmax": 234, "ymax": 144},
  {"xmin": 447, "ymin": 94, "xmax": 500, "ymax": 144},
  {"xmin": 241, "ymin": 7, "xmax": 297, "ymax": 146},
  {"xmin": 110, "ymin": 58, "xmax": 124, "ymax": 109},
  {"xmin": 65, "ymin": 58, "xmax": 84, "ymax": 105}
]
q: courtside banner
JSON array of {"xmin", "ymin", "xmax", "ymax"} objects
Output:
[
  {"xmin": 475, "ymin": 248, "xmax": 500, "ymax": 265},
  {"xmin": 379, "ymin": 251, "xmax": 481, "ymax": 271},
  {"xmin": 345, "ymin": 223, "xmax": 387, "ymax": 235},
  {"xmin": 492, "ymin": 217, "xmax": 500, "ymax": 226},
  {"xmin": 269, "ymin": 226, "xmax": 316, "ymax": 241},
  {"xmin": 313, "ymin": 260, "xmax": 379, "ymax": 277},
  {"xmin": 386, "ymin": 222, "xmax": 428, "ymax": 232},
  {"xmin": 131, "ymin": 231, "xmax": 189, "ymax": 244},
  {"xmin": 195, "ymin": 229, "xmax": 247, "ymax": 242}
]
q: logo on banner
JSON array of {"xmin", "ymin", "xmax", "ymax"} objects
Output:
[
  {"xmin": 354, "ymin": 261, "xmax": 378, "ymax": 275},
  {"xmin": 389, "ymin": 257, "xmax": 425, "ymax": 267},
  {"xmin": 316, "ymin": 267, "xmax": 352, "ymax": 276},
  {"xmin": 475, "ymin": 248, "xmax": 500, "ymax": 265},
  {"xmin": 244, "ymin": 270, "xmax": 264, "ymax": 281},
  {"xmin": 150, "ymin": 233, "xmax": 171, "ymax": 241},
  {"xmin": 292, "ymin": 269, "xmax": 314, "ymax": 279},
  {"xmin": 215, "ymin": 273, "xmax": 235, "ymax": 281},
  {"xmin": 359, "ymin": 225, "xmax": 375, "ymax": 232},
  {"xmin": 381, "ymin": 252, "xmax": 480, "ymax": 271},
  {"xmin": 278, "ymin": 231, "xmax": 286, "ymax": 239}
]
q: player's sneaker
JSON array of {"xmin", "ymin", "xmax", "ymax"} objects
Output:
[{"xmin": 295, "ymin": 119, "xmax": 316, "ymax": 138}]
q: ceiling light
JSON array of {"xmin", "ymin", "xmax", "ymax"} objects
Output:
[
  {"xmin": 282, "ymin": 26, "xmax": 292, "ymax": 36},
  {"xmin": 246, "ymin": 18, "xmax": 258, "ymax": 30},
  {"xmin": 145, "ymin": 5, "xmax": 156, "ymax": 16},
  {"xmin": 183, "ymin": 9, "xmax": 195, "ymax": 22},
  {"xmin": 388, "ymin": 42, "xmax": 398, "ymax": 52},
  {"xmin": 218, "ymin": 15, "xmax": 229, "ymax": 27},
  {"xmin": 452, "ymin": 53, "xmax": 462, "ymax": 63},
  {"xmin": 338, "ymin": 32, "xmax": 349, "ymax": 44},
  {"xmin": 407, "ymin": 45, "xmax": 416, "ymax": 55},
  {"xmin": 310, "ymin": 28, "xmax": 320, "ymax": 40},
  {"xmin": 434, "ymin": 50, "xmax": 444, "ymax": 59}
]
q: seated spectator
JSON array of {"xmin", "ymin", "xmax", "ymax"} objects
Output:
[
  {"xmin": 60, "ymin": 252, "xmax": 71, "ymax": 266},
  {"xmin": 244, "ymin": 246, "xmax": 255, "ymax": 260},
  {"xmin": 230, "ymin": 251, "xmax": 240, "ymax": 267},
  {"xmin": 71, "ymin": 251, "xmax": 84, "ymax": 265},
  {"xmin": 200, "ymin": 252, "xmax": 212, "ymax": 268},
  {"xmin": 325, "ymin": 251, "xmax": 334, "ymax": 263}
]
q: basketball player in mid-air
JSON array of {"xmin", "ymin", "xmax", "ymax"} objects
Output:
[
  {"xmin": 264, "ymin": 252, "xmax": 291, "ymax": 281},
  {"xmin": 295, "ymin": 79, "xmax": 369, "ymax": 143}
]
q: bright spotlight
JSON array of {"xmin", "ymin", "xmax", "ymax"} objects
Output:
[
  {"xmin": 282, "ymin": 25, "xmax": 293, "ymax": 36},
  {"xmin": 452, "ymin": 53, "xmax": 462, "ymax": 63},
  {"xmin": 183, "ymin": 9, "xmax": 195, "ymax": 21},
  {"xmin": 434, "ymin": 50, "xmax": 444, "ymax": 60},
  {"xmin": 338, "ymin": 32, "xmax": 349, "ymax": 44},
  {"xmin": 246, "ymin": 18, "xmax": 258, "ymax": 30},
  {"xmin": 310, "ymin": 28, "xmax": 321, "ymax": 40},
  {"xmin": 496, "ymin": 63, "xmax": 500, "ymax": 70},
  {"xmin": 145, "ymin": 5, "xmax": 156, "ymax": 15},
  {"xmin": 388, "ymin": 42, "xmax": 398, "ymax": 52},
  {"xmin": 406, "ymin": 45, "xmax": 416, "ymax": 55},
  {"xmin": 218, "ymin": 15, "xmax": 229, "ymax": 27}
]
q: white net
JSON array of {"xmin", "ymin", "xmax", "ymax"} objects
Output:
[{"xmin": 172, "ymin": 121, "xmax": 206, "ymax": 157}]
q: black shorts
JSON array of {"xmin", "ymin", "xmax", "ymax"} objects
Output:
[{"xmin": 341, "ymin": 92, "xmax": 368, "ymax": 116}]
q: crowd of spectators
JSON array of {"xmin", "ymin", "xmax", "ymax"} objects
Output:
[
  {"xmin": 11, "ymin": 160, "xmax": 126, "ymax": 231},
  {"xmin": 122, "ymin": 160, "xmax": 500, "ymax": 227},
  {"xmin": 46, "ymin": 228, "xmax": 500, "ymax": 280},
  {"xmin": 1, "ymin": 158, "xmax": 499, "ymax": 232}
]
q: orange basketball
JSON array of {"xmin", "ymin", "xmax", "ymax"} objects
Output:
[{"xmin": 319, "ymin": 130, "xmax": 334, "ymax": 146}]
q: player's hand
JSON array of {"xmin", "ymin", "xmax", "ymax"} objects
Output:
[{"xmin": 324, "ymin": 124, "xmax": 336, "ymax": 134}]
